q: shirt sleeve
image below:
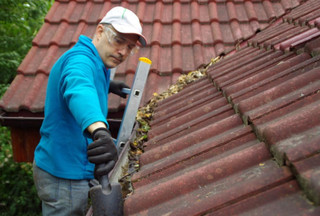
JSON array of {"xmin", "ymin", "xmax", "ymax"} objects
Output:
[{"xmin": 59, "ymin": 54, "xmax": 108, "ymax": 134}]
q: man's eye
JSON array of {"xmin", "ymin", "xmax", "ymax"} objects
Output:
[
  {"xmin": 115, "ymin": 37, "xmax": 126, "ymax": 45},
  {"xmin": 128, "ymin": 45, "xmax": 135, "ymax": 50}
]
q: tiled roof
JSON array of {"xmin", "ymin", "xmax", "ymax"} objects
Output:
[
  {"xmin": 0, "ymin": 0, "xmax": 302, "ymax": 114},
  {"xmin": 124, "ymin": 0, "xmax": 320, "ymax": 215}
]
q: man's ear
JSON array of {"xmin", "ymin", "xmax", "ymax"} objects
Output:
[{"xmin": 94, "ymin": 24, "xmax": 105, "ymax": 41}]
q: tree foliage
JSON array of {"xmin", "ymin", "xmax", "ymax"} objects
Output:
[
  {"xmin": 0, "ymin": 1, "xmax": 53, "ymax": 215},
  {"xmin": 0, "ymin": 0, "xmax": 53, "ymax": 84},
  {"xmin": 0, "ymin": 125, "xmax": 42, "ymax": 216}
]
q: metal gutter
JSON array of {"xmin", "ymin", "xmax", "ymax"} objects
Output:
[{"xmin": 0, "ymin": 112, "xmax": 44, "ymax": 127}]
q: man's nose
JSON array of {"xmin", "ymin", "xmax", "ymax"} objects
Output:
[{"xmin": 117, "ymin": 46, "xmax": 128, "ymax": 56}]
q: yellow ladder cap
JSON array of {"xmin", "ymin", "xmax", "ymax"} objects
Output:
[{"xmin": 139, "ymin": 57, "xmax": 152, "ymax": 65}]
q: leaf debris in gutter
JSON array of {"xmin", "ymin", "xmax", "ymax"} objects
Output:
[{"xmin": 119, "ymin": 57, "xmax": 220, "ymax": 198}]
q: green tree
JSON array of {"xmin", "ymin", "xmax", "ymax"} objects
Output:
[
  {"xmin": 0, "ymin": 1, "xmax": 53, "ymax": 215},
  {"xmin": 0, "ymin": 0, "xmax": 53, "ymax": 84},
  {"xmin": 0, "ymin": 125, "xmax": 42, "ymax": 216}
]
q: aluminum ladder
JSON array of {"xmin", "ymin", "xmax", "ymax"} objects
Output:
[{"xmin": 86, "ymin": 57, "xmax": 152, "ymax": 216}]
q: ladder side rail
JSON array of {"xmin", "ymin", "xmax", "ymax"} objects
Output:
[{"xmin": 115, "ymin": 58, "xmax": 151, "ymax": 150}]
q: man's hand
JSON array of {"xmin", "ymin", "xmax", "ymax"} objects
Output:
[
  {"xmin": 109, "ymin": 80, "xmax": 129, "ymax": 98},
  {"xmin": 87, "ymin": 128, "xmax": 118, "ymax": 179}
]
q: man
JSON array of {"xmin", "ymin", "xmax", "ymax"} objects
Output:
[{"xmin": 33, "ymin": 6, "xmax": 147, "ymax": 215}]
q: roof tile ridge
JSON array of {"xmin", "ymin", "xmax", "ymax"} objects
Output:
[
  {"xmin": 149, "ymin": 44, "xmax": 160, "ymax": 73},
  {"xmin": 262, "ymin": 25, "xmax": 309, "ymax": 50},
  {"xmin": 292, "ymin": 151, "xmax": 320, "ymax": 205},
  {"xmin": 92, "ymin": 0, "xmax": 106, "ymax": 3},
  {"xmin": 244, "ymin": 0, "xmax": 258, "ymax": 22},
  {"xmin": 21, "ymin": 73, "xmax": 47, "ymax": 112},
  {"xmin": 149, "ymin": 1, "xmax": 163, "ymax": 46},
  {"xmin": 191, "ymin": 21, "xmax": 202, "ymax": 45},
  {"xmin": 154, "ymin": 1, "xmax": 163, "ymax": 23},
  {"xmin": 296, "ymin": 13, "xmax": 320, "ymax": 27},
  {"xmin": 191, "ymin": 1, "xmax": 200, "ymax": 23},
  {"xmin": 283, "ymin": 0, "xmax": 320, "ymax": 24},
  {"xmin": 32, "ymin": 22, "xmax": 50, "ymax": 47},
  {"xmin": 17, "ymin": 47, "xmax": 38, "ymax": 74},
  {"xmin": 226, "ymin": 1, "xmax": 239, "ymax": 23},
  {"xmin": 193, "ymin": 43, "xmax": 205, "ymax": 67},
  {"xmin": 283, "ymin": 0, "xmax": 320, "ymax": 23},
  {"xmin": 238, "ymin": 67, "xmax": 320, "ymax": 123},
  {"xmin": 61, "ymin": 1, "xmax": 77, "ymax": 23},
  {"xmin": 190, "ymin": 1, "xmax": 203, "ymax": 46},
  {"xmin": 280, "ymin": 0, "xmax": 298, "ymax": 13},
  {"xmin": 0, "ymin": 75, "xmax": 24, "ymax": 110},
  {"xmin": 51, "ymin": 21, "xmax": 69, "ymax": 46},
  {"xmin": 172, "ymin": 45, "xmax": 183, "ymax": 74},
  {"xmin": 249, "ymin": 22, "xmax": 291, "ymax": 48},
  {"xmin": 55, "ymin": 0, "xmax": 88, "ymax": 2},
  {"xmin": 226, "ymin": 1, "xmax": 243, "ymax": 42},
  {"xmin": 208, "ymin": 1, "xmax": 218, "ymax": 23},
  {"xmin": 208, "ymin": 1, "xmax": 223, "ymax": 47},
  {"xmin": 244, "ymin": 0, "xmax": 260, "ymax": 33},
  {"xmin": 136, "ymin": 1, "xmax": 147, "ymax": 24},
  {"xmin": 98, "ymin": 1, "xmax": 111, "ymax": 23},
  {"xmin": 71, "ymin": 21, "xmax": 86, "ymax": 45},
  {"xmin": 172, "ymin": 21, "xmax": 182, "ymax": 45},
  {"xmin": 172, "ymin": 0, "xmax": 181, "ymax": 45},
  {"xmin": 44, "ymin": 1, "xmax": 60, "ymax": 23},
  {"xmin": 37, "ymin": 45, "xmax": 59, "ymax": 75},
  {"xmin": 79, "ymin": 1, "xmax": 93, "ymax": 24},
  {"xmin": 314, "ymin": 17, "xmax": 320, "ymax": 29},
  {"xmin": 207, "ymin": 1, "xmax": 225, "ymax": 55},
  {"xmin": 150, "ymin": 22, "xmax": 162, "ymax": 46},
  {"xmin": 278, "ymin": 28, "xmax": 320, "ymax": 52},
  {"xmin": 262, "ymin": 98, "xmax": 320, "ymax": 146},
  {"xmin": 210, "ymin": 21, "xmax": 225, "ymax": 55},
  {"xmin": 172, "ymin": 1, "xmax": 181, "ymax": 23},
  {"xmin": 262, "ymin": 0, "xmax": 277, "ymax": 22},
  {"xmin": 247, "ymin": 11, "xmax": 304, "ymax": 50},
  {"xmin": 172, "ymin": 0, "xmax": 183, "ymax": 76},
  {"xmin": 268, "ymin": 7, "xmax": 320, "ymax": 52}
]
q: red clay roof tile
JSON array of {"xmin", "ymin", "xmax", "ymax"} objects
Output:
[
  {"xmin": 0, "ymin": 0, "xmax": 301, "ymax": 114},
  {"xmin": 211, "ymin": 181, "xmax": 320, "ymax": 216},
  {"xmin": 136, "ymin": 126, "xmax": 256, "ymax": 185},
  {"xmin": 2, "ymin": 0, "xmax": 320, "ymax": 213},
  {"xmin": 272, "ymin": 124, "xmax": 320, "ymax": 165},
  {"xmin": 123, "ymin": 1, "xmax": 320, "ymax": 214},
  {"xmin": 292, "ymin": 153, "xmax": 320, "ymax": 205}
]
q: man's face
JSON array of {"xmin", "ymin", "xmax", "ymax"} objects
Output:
[{"xmin": 93, "ymin": 25, "xmax": 139, "ymax": 68}]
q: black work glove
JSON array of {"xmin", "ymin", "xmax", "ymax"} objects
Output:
[
  {"xmin": 87, "ymin": 128, "xmax": 118, "ymax": 179},
  {"xmin": 109, "ymin": 80, "xmax": 129, "ymax": 98}
]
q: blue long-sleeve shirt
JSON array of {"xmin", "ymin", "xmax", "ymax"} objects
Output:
[{"xmin": 35, "ymin": 35, "xmax": 110, "ymax": 180}]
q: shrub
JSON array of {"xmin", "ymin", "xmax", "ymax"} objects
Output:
[
  {"xmin": 0, "ymin": 128, "xmax": 42, "ymax": 216},
  {"xmin": 0, "ymin": 86, "xmax": 41, "ymax": 215}
]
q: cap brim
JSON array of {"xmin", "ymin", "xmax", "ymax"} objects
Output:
[{"xmin": 138, "ymin": 35, "xmax": 147, "ymax": 47}]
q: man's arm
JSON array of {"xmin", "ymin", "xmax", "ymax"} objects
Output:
[{"xmin": 87, "ymin": 121, "xmax": 107, "ymax": 134}]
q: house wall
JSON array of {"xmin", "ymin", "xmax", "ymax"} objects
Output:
[
  {"xmin": 8, "ymin": 118, "xmax": 121, "ymax": 162},
  {"xmin": 11, "ymin": 127, "xmax": 40, "ymax": 162}
]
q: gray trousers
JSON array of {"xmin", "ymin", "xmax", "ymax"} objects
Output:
[{"xmin": 33, "ymin": 161, "xmax": 91, "ymax": 216}]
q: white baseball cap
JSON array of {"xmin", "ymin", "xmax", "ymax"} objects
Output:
[{"xmin": 100, "ymin": 6, "xmax": 147, "ymax": 46}]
